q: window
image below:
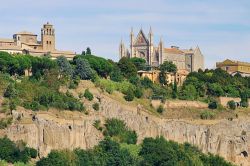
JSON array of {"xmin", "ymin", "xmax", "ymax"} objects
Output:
[{"xmin": 47, "ymin": 41, "xmax": 49, "ymax": 44}]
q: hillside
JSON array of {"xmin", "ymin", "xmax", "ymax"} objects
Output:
[
  {"xmin": 0, "ymin": 80, "xmax": 248, "ymax": 165},
  {"xmin": 0, "ymin": 52, "xmax": 250, "ymax": 165}
]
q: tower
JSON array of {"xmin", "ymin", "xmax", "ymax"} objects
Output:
[
  {"xmin": 119, "ymin": 39, "xmax": 126, "ymax": 58},
  {"xmin": 41, "ymin": 22, "xmax": 55, "ymax": 51},
  {"xmin": 158, "ymin": 36, "xmax": 164, "ymax": 65},
  {"xmin": 148, "ymin": 27, "xmax": 154, "ymax": 65},
  {"xmin": 130, "ymin": 27, "xmax": 135, "ymax": 58}
]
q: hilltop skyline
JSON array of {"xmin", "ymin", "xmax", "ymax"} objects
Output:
[{"xmin": 0, "ymin": 0, "xmax": 249, "ymax": 68}]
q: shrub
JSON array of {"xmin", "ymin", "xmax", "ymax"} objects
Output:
[
  {"xmin": 28, "ymin": 148, "xmax": 38, "ymax": 158},
  {"xmin": 124, "ymin": 89, "xmax": 134, "ymax": 101},
  {"xmin": 241, "ymin": 101, "xmax": 249, "ymax": 108},
  {"xmin": 134, "ymin": 87, "xmax": 143, "ymax": 98},
  {"xmin": 200, "ymin": 111, "xmax": 215, "ymax": 119},
  {"xmin": 208, "ymin": 101, "xmax": 218, "ymax": 109},
  {"xmin": 84, "ymin": 89, "xmax": 94, "ymax": 101},
  {"xmin": 4, "ymin": 84, "xmax": 17, "ymax": 98},
  {"xmin": 0, "ymin": 137, "xmax": 34, "ymax": 163},
  {"xmin": 92, "ymin": 103, "xmax": 99, "ymax": 111},
  {"xmin": 0, "ymin": 160, "xmax": 8, "ymax": 166},
  {"xmin": 157, "ymin": 105, "xmax": 165, "ymax": 114},
  {"xmin": 227, "ymin": 100, "xmax": 236, "ymax": 110},
  {"xmin": 9, "ymin": 101, "xmax": 17, "ymax": 111},
  {"xmin": 24, "ymin": 101, "xmax": 40, "ymax": 111},
  {"xmin": 93, "ymin": 120, "xmax": 102, "ymax": 131},
  {"xmin": 0, "ymin": 118, "xmax": 12, "ymax": 129},
  {"xmin": 104, "ymin": 118, "xmax": 137, "ymax": 144}
]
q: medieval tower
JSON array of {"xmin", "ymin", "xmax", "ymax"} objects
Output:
[{"xmin": 41, "ymin": 22, "xmax": 55, "ymax": 51}]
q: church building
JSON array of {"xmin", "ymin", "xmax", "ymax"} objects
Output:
[
  {"xmin": 0, "ymin": 22, "xmax": 75, "ymax": 59},
  {"xmin": 119, "ymin": 28, "xmax": 204, "ymax": 72}
]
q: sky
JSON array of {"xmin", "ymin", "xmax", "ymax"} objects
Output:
[{"xmin": 0, "ymin": 0, "xmax": 249, "ymax": 68}]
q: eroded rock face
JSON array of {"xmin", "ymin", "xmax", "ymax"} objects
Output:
[{"xmin": 6, "ymin": 95, "xmax": 250, "ymax": 165}]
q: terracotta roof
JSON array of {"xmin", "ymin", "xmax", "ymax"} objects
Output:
[
  {"xmin": 15, "ymin": 31, "xmax": 36, "ymax": 35},
  {"xmin": 22, "ymin": 42, "xmax": 41, "ymax": 46},
  {"xmin": 164, "ymin": 48, "xmax": 184, "ymax": 54},
  {"xmin": 0, "ymin": 38, "xmax": 14, "ymax": 43},
  {"xmin": 182, "ymin": 49, "xmax": 194, "ymax": 54},
  {"xmin": 0, "ymin": 45, "xmax": 22, "ymax": 50},
  {"xmin": 229, "ymin": 59, "xmax": 250, "ymax": 66}
]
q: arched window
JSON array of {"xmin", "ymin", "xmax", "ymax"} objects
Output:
[{"xmin": 47, "ymin": 41, "xmax": 49, "ymax": 44}]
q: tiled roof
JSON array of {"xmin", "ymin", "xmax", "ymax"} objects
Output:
[
  {"xmin": 0, "ymin": 45, "xmax": 22, "ymax": 50},
  {"xmin": 164, "ymin": 48, "xmax": 184, "ymax": 54},
  {"xmin": 0, "ymin": 38, "xmax": 14, "ymax": 42},
  {"xmin": 15, "ymin": 31, "xmax": 36, "ymax": 35}
]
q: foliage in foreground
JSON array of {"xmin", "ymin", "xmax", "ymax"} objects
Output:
[
  {"xmin": 36, "ymin": 136, "xmax": 234, "ymax": 166},
  {"xmin": 0, "ymin": 137, "xmax": 37, "ymax": 164},
  {"xmin": 103, "ymin": 118, "xmax": 138, "ymax": 144}
]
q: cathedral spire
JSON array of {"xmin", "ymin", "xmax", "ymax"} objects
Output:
[
  {"xmin": 130, "ymin": 27, "xmax": 134, "ymax": 35},
  {"xmin": 149, "ymin": 26, "xmax": 153, "ymax": 35}
]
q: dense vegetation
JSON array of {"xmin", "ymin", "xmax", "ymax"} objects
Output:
[{"xmin": 0, "ymin": 137, "xmax": 37, "ymax": 164}]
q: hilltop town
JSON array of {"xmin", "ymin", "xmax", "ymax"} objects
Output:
[{"xmin": 0, "ymin": 23, "xmax": 250, "ymax": 166}]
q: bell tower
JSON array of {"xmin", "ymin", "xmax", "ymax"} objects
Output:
[{"xmin": 41, "ymin": 22, "xmax": 55, "ymax": 51}]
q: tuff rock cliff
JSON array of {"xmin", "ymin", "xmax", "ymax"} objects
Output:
[{"xmin": 5, "ymin": 88, "xmax": 250, "ymax": 166}]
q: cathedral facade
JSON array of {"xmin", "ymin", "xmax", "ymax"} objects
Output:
[{"xmin": 119, "ymin": 28, "xmax": 204, "ymax": 72}]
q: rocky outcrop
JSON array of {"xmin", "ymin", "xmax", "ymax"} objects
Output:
[{"xmin": 6, "ymin": 94, "xmax": 250, "ymax": 165}]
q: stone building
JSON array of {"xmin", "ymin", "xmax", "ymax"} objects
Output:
[
  {"xmin": 216, "ymin": 59, "xmax": 250, "ymax": 77},
  {"xmin": 0, "ymin": 22, "xmax": 75, "ymax": 59},
  {"xmin": 119, "ymin": 28, "xmax": 204, "ymax": 72},
  {"xmin": 137, "ymin": 69, "xmax": 189, "ymax": 86}
]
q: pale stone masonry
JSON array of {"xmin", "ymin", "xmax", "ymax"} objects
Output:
[
  {"xmin": 216, "ymin": 59, "xmax": 250, "ymax": 77},
  {"xmin": 0, "ymin": 22, "xmax": 75, "ymax": 59},
  {"xmin": 119, "ymin": 28, "xmax": 204, "ymax": 72}
]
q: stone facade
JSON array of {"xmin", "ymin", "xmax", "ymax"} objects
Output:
[
  {"xmin": 0, "ymin": 22, "xmax": 75, "ymax": 59},
  {"xmin": 216, "ymin": 59, "xmax": 250, "ymax": 77},
  {"xmin": 119, "ymin": 28, "xmax": 204, "ymax": 72},
  {"xmin": 137, "ymin": 69, "xmax": 189, "ymax": 86}
]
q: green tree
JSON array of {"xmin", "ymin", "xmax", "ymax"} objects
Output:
[
  {"xmin": 37, "ymin": 150, "xmax": 77, "ymax": 166},
  {"xmin": 208, "ymin": 101, "xmax": 218, "ymax": 109},
  {"xmin": 74, "ymin": 58, "xmax": 93, "ymax": 80},
  {"xmin": 86, "ymin": 47, "xmax": 91, "ymax": 55},
  {"xmin": 141, "ymin": 77, "xmax": 153, "ymax": 89},
  {"xmin": 227, "ymin": 100, "xmax": 236, "ymax": 110},
  {"xmin": 159, "ymin": 61, "xmax": 177, "ymax": 73},
  {"xmin": 159, "ymin": 61, "xmax": 177, "ymax": 85},
  {"xmin": 179, "ymin": 84, "xmax": 198, "ymax": 100},
  {"xmin": 139, "ymin": 137, "xmax": 178, "ymax": 166},
  {"xmin": 130, "ymin": 57, "xmax": 146, "ymax": 71},
  {"xmin": 56, "ymin": 56, "xmax": 73, "ymax": 78},
  {"xmin": 172, "ymin": 81, "xmax": 178, "ymax": 99},
  {"xmin": 81, "ymin": 55, "xmax": 114, "ymax": 78},
  {"xmin": 118, "ymin": 57, "xmax": 137, "ymax": 78},
  {"xmin": 104, "ymin": 118, "xmax": 137, "ymax": 144},
  {"xmin": 4, "ymin": 83, "xmax": 17, "ymax": 98},
  {"xmin": 207, "ymin": 83, "xmax": 224, "ymax": 97},
  {"xmin": 124, "ymin": 88, "xmax": 135, "ymax": 101}
]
